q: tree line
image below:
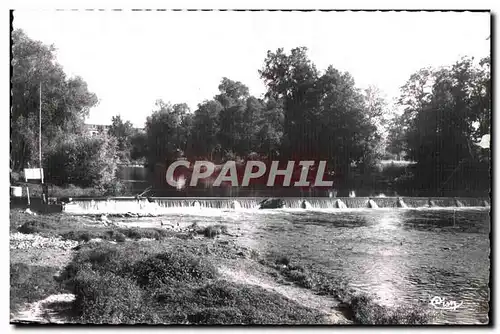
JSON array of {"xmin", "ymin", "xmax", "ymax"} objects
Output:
[
  {"xmin": 387, "ymin": 57, "xmax": 490, "ymax": 195},
  {"xmin": 11, "ymin": 29, "xmax": 490, "ymax": 195}
]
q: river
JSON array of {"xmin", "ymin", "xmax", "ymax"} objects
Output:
[{"xmin": 121, "ymin": 206, "xmax": 490, "ymax": 324}]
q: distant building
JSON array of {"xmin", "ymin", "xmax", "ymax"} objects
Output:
[
  {"xmin": 134, "ymin": 127, "xmax": 146, "ymax": 134},
  {"xmin": 85, "ymin": 124, "xmax": 110, "ymax": 136},
  {"xmin": 84, "ymin": 123, "xmax": 145, "ymax": 136}
]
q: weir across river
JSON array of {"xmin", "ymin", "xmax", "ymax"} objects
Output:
[{"xmin": 61, "ymin": 196, "xmax": 490, "ymax": 215}]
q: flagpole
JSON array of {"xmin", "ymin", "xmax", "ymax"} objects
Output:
[{"xmin": 39, "ymin": 82, "xmax": 43, "ymax": 184}]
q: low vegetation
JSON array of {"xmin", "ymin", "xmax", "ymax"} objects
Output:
[
  {"xmin": 199, "ymin": 224, "xmax": 228, "ymax": 238},
  {"xmin": 10, "ymin": 210, "xmax": 431, "ymax": 325},
  {"xmin": 262, "ymin": 252, "xmax": 432, "ymax": 324},
  {"xmin": 10, "ymin": 263, "xmax": 64, "ymax": 315},
  {"xmin": 12, "ymin": 210, "xmax": 175, "ymax": 242},
  {"xmin": 59, "ymin": 242, "xmax": 325, "ymax": 324}
]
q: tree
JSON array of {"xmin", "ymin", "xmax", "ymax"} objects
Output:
[
  {"xmin": 44, "ymin": 132, "xmax": 119, "ymax": 190},
  {"xmin": 260, "ymin": 47, "xmax": 321, "ymax": 160},
  {"xmin": 11, "ymin": 29, "xmax": 98, "ymax": 171},
  {"xmin": 190, "ymin": 100, "xmax": 222, "ymax": 160},
  {"xmin": 392, "ymin": 56, "xmax": 491, "ymax": 194},
  {"xmin": 215, "ymin": 78, "xmax": 250, "ymax": 157},
  {"xmin": 260, "ymin": 47, "xmax": 383, "ymax": 190},
  {"xmin": 108, "ymin": 115, "xmax": 135, "ymax": 163},
  {"xmin": 145, "ymin": 100, "xmax": 192, "ymax": 170},
  {"xmin": 130, "ymin": 130, "xmax": 148, "ymax": 162}
]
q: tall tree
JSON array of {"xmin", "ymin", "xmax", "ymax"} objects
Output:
[
  {"xmin": 145, "ymin": 100, "xmax": 192, "ymax": 170},
  {"xmin": 190, "ymin": 100, "xmax": 222, "ymax": 160},
  {"xmin": 260, "ymin": 47, "xmax": 383, "ymax": 189},
  {"xmin": 260, "ymin": 47, "xmax": 321, "ymax": 160},
  {"xmin": 109, "ymin": 115, "xmax": 135, "ymax": 162},
  {"xmin": 391, "ymin": 56, "xmax": 490, "ymax": 194},
  {"xmin": 11, "ymin": 29, "xmax": 98, "ymax": 170},
  {"xmin": 215, "ymin": 78, "xmax": 249, "ymax": 157}
]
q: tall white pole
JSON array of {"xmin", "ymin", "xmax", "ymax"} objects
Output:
[{"xmin": 39, "ymin": 82, "xmax": 43, "ymax": 184}]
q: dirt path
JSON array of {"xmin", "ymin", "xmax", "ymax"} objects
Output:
[
  {"xmin": 11, "ymin": 293, "xmax": 76, "ymax": 324},
  {"xmin": 218, "ymin": 262, "xmax": 350, "ymax": 324}
]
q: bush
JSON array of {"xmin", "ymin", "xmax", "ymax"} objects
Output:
[
  {"xmin": 61, "ymin": 243, "xmax": 134, "ymax": 282},
  {"xmin": 118, "ymin": 227, "xmax": 169, "ymax": 240},
  {"xmin": 188, "ymin": 280, "xmax": 324, "ymax": 324},
  {"xmin": 61, "ymin": 242, "xmax": 329, "ymax": 324},
  {"xmin": 132, "ymin": 251, "xmax": 218, "ymax": 286},
  {"xmin": 10, "ymin": 263, "xmax": 62, "ymax": 314},
  {"xmin": 44, "ymin": 133, "xmax": 119, "ymax": 190},
  {"xmin": 261, "ymin": 252, "xmax": 431, "ymax": 325},
  {"xmin": 72, "ymin": 269, "xmax": 159, "ymax": 324},
  {"xmin": 60, "ymin": 230, "xmax": 101, "ymax": 242},
  {"xmin": 346, "ymin": 293, "xmax": 431, "ymax": 324},
  {"xmin": 18, "ymin": 220, "xmax": 52, "ymax": 235},
  {"xmin": 10, "ymin": 170, "xmax": 22, "ymax": 184},
  {"xmin": 200, "ymin": 224, "xmax": 228, "ymax": 238}
]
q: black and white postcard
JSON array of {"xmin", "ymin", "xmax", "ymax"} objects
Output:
[{"xmin": 9, "ymin": 9, "xmax": 492, "ymax": 326}]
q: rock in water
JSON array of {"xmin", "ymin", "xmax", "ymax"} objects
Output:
[
  {"xmin": 231, "ymin": 200, "xmax": 242, "ymax": 210},
  {"xmin": 259, "ymin": 198, "xmax": 285, "ymax": 209},
  {"xmin": 335, "ymin": 199, "xmax": 347, "ymax": 209},
  {"xmin": 24, "ymin": 208, "xmax": 36, "ymax": 215},
  {"xmin": 300, "ymin": 200, "xmax": 312, "ymax": 209},
  {"xmin": 100, "ymin": 214, "xmax": 111, "ymax": 224},
  {"xmin": 396, "ymin": 198, "xmax": 408, "ymax": 208}
]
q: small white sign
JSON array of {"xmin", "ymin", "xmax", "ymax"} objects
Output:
[{"xmin": 24, "ymin": 168, "xmax": 44, "ymax": 182}]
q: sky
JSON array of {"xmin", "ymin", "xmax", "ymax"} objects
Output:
[{"xmin": 13, "ymin": 10, "xmax": 491, "ymax": 128}]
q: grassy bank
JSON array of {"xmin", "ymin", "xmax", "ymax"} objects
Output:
[
  {"xmin": 10, "ymin": 210, "xmax": 330, "ymax": 324},
  {"xmin": 10, "ymin": 263, "xmax": 63, "ymax": 315},
  {"xmin": 58, "ymin": 242, "xmax": 325, "ymax": 324},
  {"xmin": 260, "ymin": 252, "xmax": 432, "ymax": 324},
  {"xmin": 10, "ymin": 210, "xmax": 179, "ymax": 242},
  {"xmin": 10, "ymin": 209, "xmax": 431, "ymax": 325}
]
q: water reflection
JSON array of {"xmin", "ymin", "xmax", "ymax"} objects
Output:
[
  {"xmin": 128, "ymin": 207, "xmax": 489, "ymax": 324},
  {"xmin": 242, "ymin": 208, "xmax": 490, "ymax": 324}
]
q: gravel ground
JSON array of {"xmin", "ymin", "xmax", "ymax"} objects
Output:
[{"xmin": 10, "ymin": 232, "xmax": 79, "ymax": 250}]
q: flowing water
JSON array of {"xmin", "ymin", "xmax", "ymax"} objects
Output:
[{"xmin": 112, "ymin": 204, "xmax": 490, "ymax": 325}]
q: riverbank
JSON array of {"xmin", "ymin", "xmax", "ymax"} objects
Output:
[{"xmin": 10, "ymin": 208, "xmax": 434, "ymax": 325}]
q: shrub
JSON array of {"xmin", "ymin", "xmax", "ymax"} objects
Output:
[
  {"xmin": 200, "ymin": 224, "xmax": 228, "ymax": 238},
  {"xmin": 61, "ymin": 242, "xmax": 329, "ymax": 324},
  {"xmin": 72, "ymin": 269, "xmax": 159, "ymax": 324},
  {"xmin": 10, "ymin": 263, "xmax": 62, "ymax": 314},
  {"xmin": 118, "ymin": 228, "xmax": 169, "ymax": 240},
  {"xmin": 18, "ymin": 220, "xmax": 52, "ymax": 235},
  {"xmin": 188, "ymin": 280, "xmax": 324, "ymax": 324},
  {"xmin": 346, "ymin": 293, "xmax": 431, "ymax": 324},
  {"xmin": 187, "ymin": 307, "xmax": 245, "ymax": 324},
  {"xmin": 61, "ymin": 243, "xmax": 131, "ymax": 282},
  {"xmin": 44, "ymin": 133, "xmax": 119, "ymax": 189},
  {"xmin": 132, "ymin": 251, "xmax": 218, "ymax": 286},
  {"xmin": 284, "ymin": 269, "xmax": 314, "ymax": 289}
]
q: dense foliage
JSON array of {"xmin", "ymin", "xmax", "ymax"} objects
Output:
[
  {"xmin": 11, "ymin": 29, "xmax": 490, "ymax": 195},
  {"xmin": 139, "ymin": 48, "xmax": 387, "ymax": 192},
  {"xmin": 387, "ymin": 57, "xmax": 491, "ymax": 195},
  {"xmin": 11, "ymin": 30, "xmax": 98, "ymax": 171}
]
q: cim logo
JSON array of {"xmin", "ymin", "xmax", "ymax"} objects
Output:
[{"xmin": 165, "ymin": 160, "xmax": 334, "ymax": 189}]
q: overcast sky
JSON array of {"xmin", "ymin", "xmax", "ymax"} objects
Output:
[{"xmin": 13, "ymin": 10, "xmax": 490, "ymax": 127}]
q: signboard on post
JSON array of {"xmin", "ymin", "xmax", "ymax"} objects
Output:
[{"xmin": 24, "ymin": 168, "xmax": 44, "ymax": 183}]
